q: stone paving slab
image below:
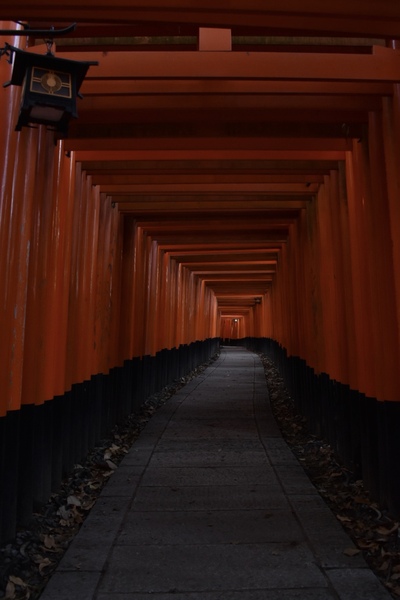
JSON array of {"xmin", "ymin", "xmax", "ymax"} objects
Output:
[
  {"xmin": 117, "ymin": 509, "xmax": 304, "ymax": 545},
  {"xmin": 325, "ymin": 568, "xmax": 394, "ymax": 600},
  {"xmin": 254, "ymin": 415, "xmax": 284, "ymax": 437},
  {"xmin": 96, "ymin": 592, "xmax": 337, "ymax": 600},
  {"xmin": 148, "ymin": 447, "xmax": 268, "ymax": 467},
  {"xmin": 154, "ymin": 438, "xmax": 265, "ymax": 452},
  {"xmin": 96, "ymin": 465, "xmax": 144, "ymax": 497},
  {"xmin": 263, "ymin": 438, "xmax": 303, "ymax": 466},
  {"xmin": 132, "ymin": 484, "xmax": 289, "ymax": 511},
  {"xmin": 39, "ymin": 572, "xmax": 100, "ymax": 600},
  {"xmin": 173, "ymin": 406, "xmax": 255, "ymax": 419},
  {"xmin": 122, "ymin": 447, "xmax": 154, "ymax": 466},
  {"xmin": 289, "ymin": 494, "xmax": 368, "ymax": 569},
  {"xmin": 56, "ymin": 496, "xmax": 132, "ymax": 571},
  {"xmin": 99, "ymin": 543, "xmax": 327, "ymax": 594},
  {"xmin": 148, "ymin": 439, "xmax": 269, "ymax": 467},
  {"xmin": 274, "ymin": 464, "xmax": 320, "ymax": 495},
  {"xmin": 140, "ymin": 465, "xmax": 274, "ymax": 486},
  {"xmin": 161, "ymin": 418, "xmax": 259, "ymax": 440}
]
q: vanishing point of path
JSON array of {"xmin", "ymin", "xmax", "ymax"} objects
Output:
[{"xmin": 40, "ymin": 347, "xmax": 391, "ymax": 599}]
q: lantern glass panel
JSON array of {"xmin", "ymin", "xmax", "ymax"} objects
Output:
[
  {"xmin": 29, "ymin": 105, "xmax": 65, "ymax": 122},
  {"xmin": 30, "ymin": 67, "xmax": 72, "ymax": 98}
]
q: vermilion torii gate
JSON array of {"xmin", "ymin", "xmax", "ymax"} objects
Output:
[{"xmin": 0, "ymin": 1, "xmax": 400, "ymax": 541}]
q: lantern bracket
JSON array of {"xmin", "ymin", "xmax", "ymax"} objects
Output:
[
  {"xmin": 0, "ymin": 23, "xmax": 77, "ymax": 61},
  {"xmin": 0, "ymin": 22, "xmax": 76, "ymax": 38}
]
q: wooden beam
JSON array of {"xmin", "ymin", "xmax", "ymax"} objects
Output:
[
  {"xmin": 80, "ymin": 79, "xmax": 394, "ymax": 96},
  {"xmin": 99, "ymin": 182, "xmax": 318, "ymax": 194},
  {"xmin": 70, "ymin": 145, "xmax": 346, "ymax": 160},
  {"xmin": 60, "ymin": 49, "xmax": 400, "ymax": 82},
  {"xmin": 114, "ymin": 200, "xmax": 307, "ymax": 213},
  {"xmin": 80, "ymin": 158, "xmax": 339, "ymax": 172},
  {"xmin": 88, "ymin": 173, "xmax": 325, "ymax": 184},
  {"xmin": 3, "ymin": 2, "xmax": 400, "ymax": 37}
]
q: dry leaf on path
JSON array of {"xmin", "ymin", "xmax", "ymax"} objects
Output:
[
  {"xmin": 5, "ymin": 581, "xmax": 16, "ymax": 599},
  {"xmin": 343, "ymin": 547, "xmax": 361, "ymax": 557},
  {"xmin": 9, "ymin": 575, "xmax": 27, "ymax": 587},
  {"xmin": 376, "ymin": 523, "xmax": 399, "ymax": 536},
  {"xmin": 67, "ymin": 495, "xmax": 82, "ymax": 507},
  {"xmin": 43, "ymin": 535, "xmax": 56, "ymax": 549},
  {"xmin": 38, "ymin": 558, "xmax": 53, "ymax": 575},
  {"xmin": 337, "ymin": 515, "xmax": 352, "ymax": 523},
  {"xmin": 105, "ymin": 460, "xmax": 117, "ymax": 470}
]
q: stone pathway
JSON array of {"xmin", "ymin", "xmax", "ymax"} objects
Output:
[{"xmin": 39, "ymin": 347, "xmax": 391, "ymax": 599}]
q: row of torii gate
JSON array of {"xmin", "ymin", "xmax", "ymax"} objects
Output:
[{"xmin": 1, "ymin": 1, "xmax": 400, "ymax": 539}]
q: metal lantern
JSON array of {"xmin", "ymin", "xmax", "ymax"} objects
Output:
[{"xmin": 3, "ymin": 44, "xmax": 97, "ymax": 136}]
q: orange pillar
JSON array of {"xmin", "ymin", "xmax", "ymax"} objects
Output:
[
  {"xmin": 145, "ymin": 239, "xmax": 160, "ymax": 356},
  {"xmin": 51, "ymin": 146, "xmax": 78, "ymax": 394},
  {"xmin": 366, "ymin": 111, "xmax": 399, "ymax": 401},
  {"xmin": 95, "ymin": 193, "xmax": 122, "ymax": 371},
  {"xmin": 119, "ymin": 214, "xmax": 136, "ymax": 359},
  {"xmin": 1, "ymin": 124, "xmax": 39, "ymax": 411},
  {"xmin": 345, "ymin": 140, "xmax": 377, "ymax": 398},
  {"xmin": 0, "ymin": 24, "xmax": 23, "ymax": 415},
  {"xmin": 334, "ymin": 164, "xmax": 357, "ymax": 388},
  {"xmin": 65, "ymin": 166, "xmax": 101, "ymax": 384},
  {"xmin": 107, "ymin": 201, "xmax": 124, "ymax": 368},
  {"xmin": 381, "ymin": 90, "xmax": 400, "ymax": 359},
  {"xmin": 298, "ymin": 209, "xmax": 315, "ymax": 368},
  {"xmin": 21, "ymin": 132, "xmax": 73, "ymax": 406},
  {"xmin": 168, "ymin": 255, "xmax": 179, "ymax": 349},
  {"xmin": 314, "ymin": 172, "xmax": 349, "ymax": 382},
  {"xmin": 285, "ymin": 222, "xmax": 302, "ymax": 358}
]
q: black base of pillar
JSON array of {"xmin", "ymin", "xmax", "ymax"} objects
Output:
[
  {"xmin": 242, "ymin": 336, "xmax": 400, "ymax": 518},
  {"xmin": 0, "ymin": 410, "xmax": 20, "ymax": 545},
  {"xmin": 0, "ymin": 337, "xmax": 219, "ymax": 541}
]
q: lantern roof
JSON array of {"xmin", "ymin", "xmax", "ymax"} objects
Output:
[{"xmin": 4, "ymin": 44, "xmax": 98, "ymax": 90}]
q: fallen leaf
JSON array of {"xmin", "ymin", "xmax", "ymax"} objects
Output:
[
  {"xmin": 376, "ymin": 523, "xmax": 399, "ymax": 536},
  {"xmin": 67, "ymin": 495, "xmax": 82, "ymax": 507},
  {"xmin": 337, "ymin": 515, "xmax": 352, "ymax": 523},
  {"xmin": 72, "ymin": 513, "xmax": 83, "ymax": 525},
  {"xmin": 39, "ymin": 558, "xmax": 52, "ymax": 575},
  {"xmin": 105, "ymin": 460, "xmax": 117, "ymax": 470},
  {"xmin": 43, "ymin": 535, "xmax": 56, "ymax": 549},
  {"xmin": 89, "ymin": 482, "xmax": 101, "ymax": 490},
  {"xmin": 5, "ymin": 581, "xmax": 15, "ymax": 599},
  {"xmin": 9, "ymin": 575, "xmax": 27, "ymax": 587},
  {"xmin": 358, "ymin": 540, "xmax": 378, "ymax": 550},
  {"xmin": 343, "ymin": 547, "xmax": 361, "ymax": 557},
  {"xmin": 353, "ymin": 495, "xmax": 368, "ymax": 503},
  {"xmin": 57, "ymin": 505, "xmax": 70, "ymax": 519}
]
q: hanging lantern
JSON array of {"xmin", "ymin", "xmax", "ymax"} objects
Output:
[{"xmin": 3, "ymin": 43, "xmax": 97, "ymax": 136}]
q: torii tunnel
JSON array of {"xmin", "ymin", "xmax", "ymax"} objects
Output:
[{"xmin": 1, "ymin": 2, "xmax": 400, "ymax": 543}]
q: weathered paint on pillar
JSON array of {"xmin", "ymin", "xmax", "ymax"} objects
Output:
[
  {"xmin": 367, "ymin": 111, "xmax": 399, "ymax": 401},
  {"xmin": 382, "ymin": 90, "xmax": 400, "ymax": 359}
]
